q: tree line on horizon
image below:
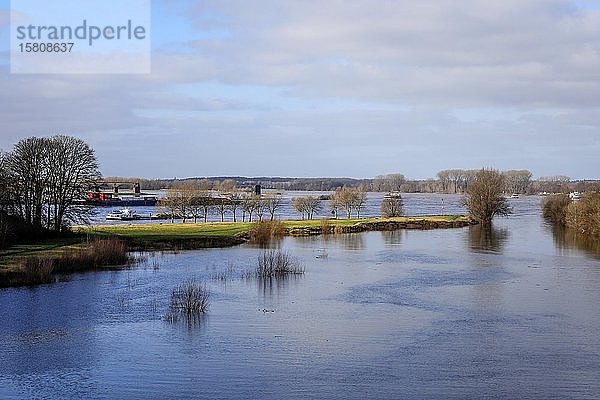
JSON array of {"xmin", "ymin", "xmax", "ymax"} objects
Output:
[{"xmin": 104, "ymin": 170, "xmax": 598, "ymax": 195}]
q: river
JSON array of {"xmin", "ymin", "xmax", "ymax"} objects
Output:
[{"xmin": 1, "ymin": 195, "xmax": 599, "ymax": 399}]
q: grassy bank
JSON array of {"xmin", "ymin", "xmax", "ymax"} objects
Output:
[
  {"xmin": 80, "ymin": 215, "xmax": 472, "ymax": 247},
  {"xmin": 1, "ymin": 216, "xmax": 472, "ymax": 288}
]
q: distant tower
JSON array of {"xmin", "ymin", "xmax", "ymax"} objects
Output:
[{"xmin": 254, "ymin": 185, "xmax": 262, "ymax": 196}]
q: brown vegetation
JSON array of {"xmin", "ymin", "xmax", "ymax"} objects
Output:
[
  {"xmin": 380, "ymin": 195, "xmax": 404, "ymax": 217},
  {"xmin": 165, "ymin": 280, "xmax": 210, "ymax": 322},
  {"xmin": 255, "ymin": 250, "xmax": 304, "ymax": 277},
  {"xmin": 248, "ymin": 220, "xmax": 286, "ymax": 247},
  {"xmin": 565, "ymin": 193, "xmax": 600, "ymax": 236},
  {"xmin": 542, "ymin": 194, "xmax": 572, "ymax": 225},
  {"xmin": 464, "ymin": 169, "xmax": 511, "ymax": 225}
]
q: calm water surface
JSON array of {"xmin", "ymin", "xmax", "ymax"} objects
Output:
[{"xmin": 1, "ymin": 196, "xmax": 599, "ymax": 399}]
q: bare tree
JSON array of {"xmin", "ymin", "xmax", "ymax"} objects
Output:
[
  {"xmin": 187, "ymin": 192, "xmax": 205, "ymax": 223},
  {"xmin": 380, "ymin": 195, "xmax": 404, "ymax": 217},
  {"xmin": 240, "ymin": 194, "xmax": 257, "ymax": 222},
  {"xmin": 227, "ymin": 192, "xmax": 241, "ymax": 222},
  {"xmin": 437, "ymin": 170, "xmax": 451, "ymax": 193},
  {"xmin": 464, "ymin": 169, "xmax": 511, "ymax": 225},
  {"xmin": 160, "ymin": 189, "xmax": 185, "ymax": 223},
  {"xmin": 352, "ymin": 189, "xmax": 367, "ymax": 218},
  {"xmin": 264, "ymin": 194, "xmax": 283, "ymax": 221},
  {"xmin": 333, "ymin": 188, "xmax": 357, "ymax": 219},
  {"xmin": 254, "ymin": 195, "xmax": 267, "ymax": 221},
  {"xmin": 7, "ymin": 137, "xmax": 51, "ymax": 229},
  {"xmin": 214, "ymin": 196, "xmax": 229, "ymax": 222},
  {"xmin": 292, "ymin": 196, "xmax": 322, "ymax": 220},
  {"xmin": 292, "ymin": 197, "xmax": 307, "ymax": 220},
  {"xmin": 6, "ymin": 136, "xmax": 100, "ymax": 231},
  {"xmin": 503, "ymin": 170, "xmax": 532, "ymax": 194},
  {"xmin": 218, "ymin": 179, "xmax": 237, "ymax": 192},
  {"xmin": 373, "ymin": 173, "xmax": 405, "ymax": 192},
  {"xmin": 329, "ymin": 194, "xmax": 342, "ymax": 219},
  {"xmin": 45, "ymin": 136, "xmax": 101, "ymax": 230}
]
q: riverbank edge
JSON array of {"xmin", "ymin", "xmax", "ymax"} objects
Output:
[{"xmin": 1, "ymin": 216, "xmax": 475, "ymax": 288}]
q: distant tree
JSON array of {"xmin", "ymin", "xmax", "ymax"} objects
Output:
[
  {"xmin": 329, "ymin": 194, "xmax": 342, "ymax": 219},
  {"xmin": 373, "ymin": 173, "xmax": 405, "ymax": 192},
  {"xmin": 264, "ymin": 194, "xmax": 283, "ymax": 221},
  {"xmin": 503, "ymin": 170, "xmax": 532, "ymax": 194},
  {"xmin": 187, "ymin": 191, "xmax": 205, "ymax": 223},
  {"xmin": 332, "ymin": 188, "xmax": 356, "ymax": 219},
  {"xmin": 537, "ymin": 176, "xmax": 571, "ymax": 194},
  {"xmin": 254, "ymin": 195, "xmax": 267, "ymax": 221},
  {"xmin": 218, "ymin": 179, "xmax": 237, "ymax": 192},
  {"xmin": 227, "ymin": 192, "xmax": 241, "ymax": 222},
  {"xmin": 240, "ymin": 194, "xmax": 257, "ymax": 222},
  {"xmin": 380, "ymin": 195, "xmax": 404, "ymax": 217},
  {"xmin": 292, "ymin": 197, "xmax": 307, "ymax": 220},
  {"xmin": 332, "ymin": 188, "xmax": 366, "ymax": 219},
  {"xmin": 464, "ymin": 169, "xmax": 511, "ymax": 225},
  {"xmin": 437, "ymin": 170, "xmax": 451, "ymax": 193},
  {"xmin": 196, "ymin": 179, "xmax": 214, "ymax": 191},
  {"xmin": 352, "ymin": 189, "xmax": 368, "ymax": 218},
  {"xmin": 199, "ymin": 192, "xmax": 213, "ymax": 222},
  {"xmin": 214, "ymin": 196, "xmax": 229, "ymax": 222},
  {"xmin": 158, "ymin": 192, "xmax": 180, "ymax": 223},
  {"xmin": 292, "ymin": 196, "xmax": 322, "ymax": 220}
]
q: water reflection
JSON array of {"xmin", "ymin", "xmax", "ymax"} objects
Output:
[
  {"xmin": 332, "ymin": 233, "xmax": 365, "ymax": 250},
  {"xmin": 166, "ymin": 313, "xmax": 209, "ymax": 334},
  {"xmin": 254, "ymin": 275, "xmax": 303, "ymax": 300},
  {"xmin": 381, "ymin": 230, "xmax": 403, "ymax": 246},
  {"xmin": 467, "ymin": 224, "xmax": 509, "ymax": 253},
  {"xmin": 551, "ymin": 226, "xmax": 600, "ymax": 260}
]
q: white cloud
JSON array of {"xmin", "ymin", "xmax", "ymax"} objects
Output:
[{"xmin": 1, "ymin": 0, "xmax": 600, "ymax": 178}]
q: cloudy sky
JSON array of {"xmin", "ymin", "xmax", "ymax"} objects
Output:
[{"xmin": 1, "ymin": 0, "xmax": 599, "ymax": 179}]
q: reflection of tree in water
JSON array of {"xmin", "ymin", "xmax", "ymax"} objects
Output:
[
  {"xmin": 552, "ymin": 226, "xmax": 600, "ymax": 260},
  {"xmin": 467, "ymin": 224, "xmax": 509, "ymax": 253},
  {"xmin": 381, "ymin": 230, "xmax": 403, "ymax": 245},
  {"xmin": 256, "ymin": 275, "xmax": 302, "ymax": 300},
  {"xmin": 333, "ymin": 233, "xmax": 365, "ymax": 250}
]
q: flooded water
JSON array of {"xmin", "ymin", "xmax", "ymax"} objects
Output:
[
  {"xmin": 91, "ymin": 191, "xmax": 464, "ymax": 224},
  {"xmin": 1, "ymin": 196, "xmax": 600, "ymax": 399}
]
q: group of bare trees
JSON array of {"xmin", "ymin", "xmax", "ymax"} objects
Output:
[
  {"xmin": 0, "ymin": 136, "xmax": 100, "ymax": 236},
  {"xmin": 159, "ymin": 187, "xmax": 285, "ymax": 223},
  {"xmin": 330, "ymin": 188, "xmax": 368, "ymax": 219},
  {"xmin": 291, "ymin": 196, "xmax": 322, "ymax": 220}
]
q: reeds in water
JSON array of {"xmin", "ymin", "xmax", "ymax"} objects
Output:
[
  {"xmin": 165, "ymin": 279, "xmax": 210, "ymax": 323},
  {"xmin": 255, "ymin": 250, "xmax": 304, "ymax": 277}
]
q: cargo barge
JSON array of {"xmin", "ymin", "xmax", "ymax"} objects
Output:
[{"xmin": 86, "ymin": 182, "xmax": 159, "ymax": 207}]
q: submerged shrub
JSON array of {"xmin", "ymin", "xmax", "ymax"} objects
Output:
[
  {"xmin": 256, "ymin": 250, "xmax": 304, "ymax": 277},
  {"xmin": 542, "ymin": 194, "xmax": 571, "ymax": 225},
  {"xmin": 565, "ymin": 193, "xmax": 600, "ymax": 236},
  {"xmin": 249, "ymin": 220, "xmax": 286, "ymax": 246},
  {"xmin": 167, "ymin": 279, "xmax": 210, "ymax": 320}
]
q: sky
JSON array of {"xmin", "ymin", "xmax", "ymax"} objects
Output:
[{"xmin": 1, "ymin": 0, "xmax": 600, "ymax": 180}]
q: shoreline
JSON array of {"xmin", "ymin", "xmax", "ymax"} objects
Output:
[{"xmin": 1, "ymin": 216, "xmax": 474, "ymax": 288}]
